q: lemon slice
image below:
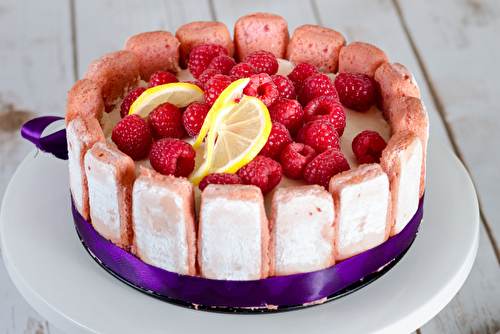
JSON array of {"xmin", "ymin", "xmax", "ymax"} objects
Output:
[
  {"xmin": 129, "ymin": 83, "xmax": 204, "ymax": 118},
  {"xmin": 192, "ymin": 78, "xmax": 250, "ymax": 150},
  {"xmin": 189, "ymin": 95, "xmax": 272, "ymax": 185}
]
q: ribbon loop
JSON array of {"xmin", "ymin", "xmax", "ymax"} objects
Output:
[{"xmin": 21, "ymin": 116, "xmax": 68, "ymax": 160}]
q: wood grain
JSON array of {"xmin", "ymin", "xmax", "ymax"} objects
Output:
[
  {"xmin": 398, "ymin": 0, "xmax": 500, "ymax": 331},
  {"xmin": 0, "ymin": 1, "xmax": 72, "ymax": 332}
]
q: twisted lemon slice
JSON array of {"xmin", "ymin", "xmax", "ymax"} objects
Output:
[
  {"xmin": 192, "ymin": 78, "xmax": 250, "ymax": 150},
  {"xmin": 189, "ymin": 95, "xmax": 272, "ymax": 185},
  {"xmin": 128, "ymin": 82, "xmax": 204, "ymax": 118}
]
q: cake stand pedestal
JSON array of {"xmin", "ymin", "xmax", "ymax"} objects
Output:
[{"xmin": 0, "ymin": 135, "xmax": 479, "ymax": 334}]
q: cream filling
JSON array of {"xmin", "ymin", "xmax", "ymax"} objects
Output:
[{"xmin": 99, "ymin": 59, "xmax": 391, "ymax": 218}]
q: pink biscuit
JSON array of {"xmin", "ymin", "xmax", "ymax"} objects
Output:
[
  {"xmin": 380, "ymin": 130, "xmax": 422, "ymax": 237},
  {"xmin": 66, "ymin": 116, "xmax": 105, "ymax": 222},
  {"xmin": 198, "ymin": 184, "xmax": 269, "ymax": 280},
  {"xmin": 65, "ymin": 79, "xmax": 104, "ymax": 127},
  {"xmin": 338, "ymin": 41, "xmax": 389, "ymax": 78},
  {"xmin": 234, "ymin": 13, "xmax": 289, "ymax": 62},
  {"xmin": 84, "ymin": 142, "xmax": 136, "ymax": 250},
  {"xmin": 373, "ymin": 62, "xmax": 420, "ymax": 117},
  {"xmin": 125, "ymin": 31, "xmax": 181, "ymax": 81},
  {"xmin": 132, "ymin": 167, "xmax": 196, "ymax": 276},
  {"xmin": 329, "ymin": 164, "xmax": 391, "ymax": 261},
  {"xmin": 175, "ymin": 21, "xmax": 235, "ymax": 69},
  {"xmin": 388, "ymin": 96, "xmax": 429, "ymax": 199},
  {"xmin": 85, "ymin": 50, "xmax": 140, "ymax": 113},
  {"xmin": 285, "ymin": 25, "xmax": 346, "ymax": 74},
  {"xmin": 269, "ymin": 185, "xmax": 335, "ymax": 276}
]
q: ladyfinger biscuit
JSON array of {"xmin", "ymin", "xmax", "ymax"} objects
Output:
[{"xmin": 125, "ymin": 31, "xmax": 181, "ymax": 80}]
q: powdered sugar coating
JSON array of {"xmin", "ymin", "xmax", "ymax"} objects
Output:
[
  {"xmin": 67, "ymin": 116, "xmax": 105, "ymax": 221},
  {"xmin": 84, "ymin": 142, "xmax": 135, "ymax": 249},
  {"xmin": 198, "ymin": 185, "xmax": 269, "ymax": 280},
  {"xmin": 330, "ymin": 164, "xmax": 390, "ymax": 261},
  {"xmin": 381, "ymin": 130, "xmax": 422, "ymax": 236},
  {"xmin": 269, "ymin": 185, "xmax": 335, "ymax": 276},
  {"xmin": 132, "ymin": 167, "xmax": 196, "ymax": 276}
]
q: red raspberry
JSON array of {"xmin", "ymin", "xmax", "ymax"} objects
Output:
[
  {"xmin": 242, "ymin": 50, "xmax": 279, "ymax": 76},
  {"xmin": 243, "ymin": 73, "xmax": 279, "ymax": 107},
  {"xmin": 188, "ymin": 44, "xmax": 228, "ymax": 79},
  {"xmin": 111, "ymin": 114, "xmax": 152, "ymax": 160},
  {"xmin": 149, "ymin": 138, "xmax": 196, "ymax": 177},
  {"xmin": 147, "ymin": 102, "xmax": 185, "ymax": 140},
  {"xmin": 198, "ymin": 68, "xmax": 220, "ymax": 87},
  {"xmin": 271, "ymin": 74, "xmax": 296, "ymax": 100},
  {"xmin": 148, "ymin": 71, "xmax": 179, "ymax": 88},
  {"xmin": 352, "ymin": 130, "xmax": 387, "ymax": 164},
  {"xmin": 182, "ymin": 102, "xmax": 210, "ymax": 137},
  {"xmin": 228, "ymin": 62, "xmax": 257, "ymax": 79},
  {"xmin": 207, "ymin": 55, "xmax": 236, "ymax": 75},
  {"xmin": 183, "ymin": 80, "xmax": 204, "ymax": 91},
  {"xmin": 280, "ymin": 143, "xmax": 317, "ymax": 179},
  {"xmin": 204, "ymin": 74, "xmax": 233, "ymax": 107},
  {"xmin": 304, "ymin": 96, "xmax": 347, "ymax": 136},
  {"xmin": 287, "ymin": 62, "xmax": 319, "ymax": 94},
  {"xmin": 303, "ymin": 148, "xmax": 350, "ymax": 190},
  {"xmin": 334, "ymin": 72, "xmax": 376, "ymax": 112},
  {"xmin": 120, "ymin": 87, "xmax": 146, "ymax": 118},
  {"xmin": 198, "ymin": 173, "xmax": 243, "ymax": 191},
  {"xmin": 236, "ymin": 156, "xmax": 283, "ymax": 195},
  {"xmin": 258, "ymin": 122, "xmax": 292, "ymax": 161},
  {"xmin": 296, "ymin": 119, "xmax": 340, "ymax": 154},
  {"xmin": 298, "ymin": 74, "xmax": 339, "ymax": 107},
  {"xmin": 268, "ymin": 98, "xmax": 304, "ymax": 135}
]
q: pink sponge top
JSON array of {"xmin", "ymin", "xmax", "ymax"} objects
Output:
[
  {"xmin": 65, "ymin": 78, "xmax": 104, "ymax": 126},
  {"xmin": 286, "ymin": 25, "xmax": 346, "ymax": 74},
  {"xmin": 175, "ymin": 21, "xmax": 235, "ymax": 69},
  {"xmin": 85, "ymin": 50, "xmax": 140, "ymax": 113},
  {"xmin": 338, "ymin": 41, "xmax": 390, "ymax": 78},
  {"xmin": 374, "ymin": 62, "xmax": 420, "ymax": 117},
  {"xmin": 234, "ymin": 12, "xmax": 289, "ymax": 61},
  {"xmin": 125, "ymin": 31, "xmax": 181, "ymax": 81}
]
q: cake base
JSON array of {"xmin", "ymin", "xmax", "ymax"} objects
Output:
[
  {"xmin": 72, "ymin": 195, "xmax": 423, "ymax": 311},
  {"xmin": 78, "ymin": 229, "xmax": 411, "ymax": 313}
]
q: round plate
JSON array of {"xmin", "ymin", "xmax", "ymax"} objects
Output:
[{"xmin": 1, "ymin": 135, "xmax": 479, "ymax": 334}]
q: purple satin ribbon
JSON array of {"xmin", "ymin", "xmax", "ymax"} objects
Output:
[
  {"xmin": 23, "ymin": 116, "xmax": 424, "ymax": 308},
  {"xmin": 21, "ymin": 116, "xmax": 68, "ymax": 160}
]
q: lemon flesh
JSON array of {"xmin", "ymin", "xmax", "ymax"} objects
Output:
[
  {"xmin": 192, "ymin": 78, "xmax": 250, "ymax": 150},
  {"xmin": 129, "ymin": 83, "xmax": 204, "ymax": 118},
  {"xmin": 189, "ymin": 95, "xmax": 272, "ymax": 185}
]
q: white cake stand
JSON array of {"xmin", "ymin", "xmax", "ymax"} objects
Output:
[{"xmin": 1, "ymin": 135, "xmax": 479, "ymax": 334}]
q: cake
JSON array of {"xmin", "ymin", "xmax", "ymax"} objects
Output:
[{"xmin": 64, "ymin": 12, "xmax": 428, "ymax": 308}]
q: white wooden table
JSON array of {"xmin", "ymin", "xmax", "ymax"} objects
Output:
[{"xmin": 1, "ymin": 0, "xmax": 499, "ymax": 333}]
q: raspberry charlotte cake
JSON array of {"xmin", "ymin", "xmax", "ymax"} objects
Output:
[{"xmin": 65, "ymin": 13, "xmax": 428, "ymax": 309}]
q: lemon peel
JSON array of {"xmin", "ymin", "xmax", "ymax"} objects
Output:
[{"xmin": 128, "ymin": 82, "xmax": 204, "ymax": 118}]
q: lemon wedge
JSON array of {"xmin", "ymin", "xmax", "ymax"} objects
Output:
[
  {"xmin": 192, "ymin": 78, "xmax": 250, "ymax": 150},
  {"xmin": 189, "ymin": 95, "xmax": 272, "ymax": 185},
  {"xmin": 129, "ymin": 83, "xmax": 204, "ymax": 118}
]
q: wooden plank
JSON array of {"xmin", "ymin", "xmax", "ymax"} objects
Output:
[
  {"xmin": 0, "ymin": 0, "xmax": 74, "ymax": 207},
  {"xmin": 163, "ymin": 0, "xmax": 213, "ymax": 32},
  {"xmin": 396, "ymin": 0, "xmax": 500, "ymax": 333},
  {"xmin": 74, "ymin": 0, "xmax": 213, "ymax": 79},
  {"xmin": 212, "ymin": 0, "xmax": 317, "ymax": 37},
  {"xmin": 0, "ymin": 2, "xmax": 73, "ymax": 333},
  {"xmin": 397, "ymin": 0, "xmax": 500, "ymax": 251}
]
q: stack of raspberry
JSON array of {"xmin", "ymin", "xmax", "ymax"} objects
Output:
[{"xmin": 112, "ymin": 44, "xmax": 388, "ymax": 194}]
